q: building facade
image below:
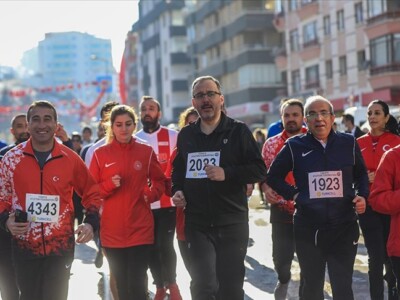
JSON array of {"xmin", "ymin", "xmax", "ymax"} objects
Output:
[
  {"xmin": 185, "ymin": 0, "xmax": 284, "ymax": 125},
  {"xmin": 273, "ymin": 0, "xmax": 400, "ymax": 111},
  {"xmin": 132, "ymin": 0, "xmax": 191, "ymax": 123}
]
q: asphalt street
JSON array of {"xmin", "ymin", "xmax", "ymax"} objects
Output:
[{"xmin": 1, "ymin": 190, "xmax": 376, "ymax": 300}]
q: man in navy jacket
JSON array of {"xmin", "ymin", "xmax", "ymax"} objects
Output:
[{"xmin": 267, "ymin": 95, "xmax": 369, "ymax": 300}]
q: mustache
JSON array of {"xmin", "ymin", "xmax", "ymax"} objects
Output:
[{"xmin": 201, "ymin": 104, "xmax": 213, "ymax": 109}]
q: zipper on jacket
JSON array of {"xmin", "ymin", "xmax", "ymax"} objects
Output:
[{"xmin": 40, "ymin": 168, "xmax": 47, "ymax": 256}]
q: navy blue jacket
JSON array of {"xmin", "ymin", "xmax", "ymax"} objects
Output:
[{"xmin": 267, "ymin": 130, "xmax": 369, "ymax": 228}]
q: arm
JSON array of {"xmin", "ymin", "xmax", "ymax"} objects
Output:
[
  {"xmin": 144, "ymin": 151, "xmax": 167, "ymax": 203},
  {"xmin": 172, "ymin": 134, "xmax": 186, "ymax": 195},
  {"xmin": 89, "ymin": 152, "xmax": 119, "ymax": 198},
  {"xmin": 369, "ymin": 150, "xmax": 400, "ymax": 214},
  {"xmin": 0, "ymin": 156, "xmax": 13, "ymax": 232},
  {"xmin": 266, "ymin": 142, "xmax": 298, "ymax": 200},
  {"xmin": 223, "ymin": 125, "xmax": 267, "ymax": 184},
  {"xmin": 353, "ymin": 141, "xmax": 369, "ymax": 200}
]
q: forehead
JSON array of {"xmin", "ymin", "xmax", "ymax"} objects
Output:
[
  {"xmin": 29, "ymin": 107, "xmax": 56, "ymax": 119},
  {"xmin": 307, "ymin": 100, "xmax": 330, "ymax": 112},
  {"xmin": 140, "ymin": 100, "xmax": 158, "ymax": 109},
  {"xmin": 193, "ymin": 80, "xmax": 218, "ymax": 92},
  {"xmin": 282, "ymin": 104, "xmax": 302, "ymax": 114},
  {"xmin": 368, "ymin": 103, "xmax": 383, "ymax": 111},
  {"xmin": 13, "ymin": 116, "xmax": 27, "ymax": 125},
  {"xmin": 114, "ymin": 113, "xmax": 134, "ymax": 122}
]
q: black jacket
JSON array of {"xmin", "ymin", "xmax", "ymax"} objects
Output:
[{"xmin": 172, "ymin": 113, "xmax": 267, "ymax": 227}]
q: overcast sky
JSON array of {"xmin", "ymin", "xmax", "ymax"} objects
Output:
[{"xmin": 0, "ymin": 0, "xmax": 139, "ymax": 70}]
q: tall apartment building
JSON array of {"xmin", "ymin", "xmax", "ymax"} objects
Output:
[
  {"xmin": 36, "ymin": 31, "xmax": 114, "ymax": 105},
  {"xmin": 186, "ymin": 0, "xmax": 284, "ymax": 125},
  {"xmin": 123, "ymin": 31, "xmax": 140, "ymax": 109},
  {"xmin": 273, "ymin": 0, "xmax": 400, "ymax": 112},
  {"xmin": 132, "ymin": 0, "xmax": 192, "ymax": 123}
]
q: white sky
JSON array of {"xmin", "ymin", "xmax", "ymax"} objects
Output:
[{"xmin": 0, "ymin": 0, "xmax": 139, "ymax": 70}]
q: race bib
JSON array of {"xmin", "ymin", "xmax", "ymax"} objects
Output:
[
  {"xmin": 186, "ymin": 151, "xmax": 220, "ymax": 179},
  {"xmin": 26, "ymin": 193, "xmax": 60, "ymax": 223},
  {"xmin": 308, "ymin": 171, "xmax": 343, "ymax": 199}
]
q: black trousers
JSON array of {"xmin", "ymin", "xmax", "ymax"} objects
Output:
[
  {"xmin": 0, "ymin": 239, "xmax": 19, "ymax": 300},
  {"xmin": 272, "ymin": 222, "xmax": 295, "ymax": 284},
  {"xmin": 148, "ymin": 207, "xmax": 177, "ymax": 288},
  {"xmin": 390, "ymin": 256, "xmax": 400, "ymax": 294},
  {"xmin": 359, "ymin": 209, "xmax": 396, "ymax": 300},
  {"xmin": 294, "ymin": 221, "xmax": 359, "ymax": 300},
  {"xmin": 178, "ymin": 239, "xmax": 191, "ymax": 275},
  {"xmin": 185, "ymin": 222, "xmax": 249, "ymax": 300},
  {"xmin": 104, "ymin": 245, "xmax": 150, "ymax": 300},
  {"xmin": 14, "ymin": 256, "xmax": 73, "ymax": 300}
]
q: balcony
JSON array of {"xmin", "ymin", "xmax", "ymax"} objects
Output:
[
  {"xmin": 297, "ymin": 0, "xmax": 319, "ymax": 21},
  {"xmin": 369, "ymin": 63, "xmax": 400, "ymax": 90},
  {"xmin": 272, "ymin": 12, "xmax": 285, "ymax": 32},
  {"xmin": 365, "ymin": 11, "xmax": 400, "ymax": 39},
  {"xmin": 305, "ymin": 81, "xmax": 320, "ymax": 90},
  {"xmin": 299, "ymin": 39, "xmax": 320, "ymax": 61}
]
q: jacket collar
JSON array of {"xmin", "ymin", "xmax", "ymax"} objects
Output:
[{"xmin": 22, "ymin": 137, "xmax": 63, "ymax": 158}]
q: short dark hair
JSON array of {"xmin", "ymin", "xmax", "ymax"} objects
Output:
[
  {"xmin": 11, "ymin": 114, "xmax": 27, "ymax": 128},
  {"xmin": 191, "ymin": 76, "xmax": 222, "ymax": 96},
  {"xmin": 342, "ymin": 114, "xmax": 355, "ymax": 125},
  {"xmin": 82, "ymin": 126, "xmax": 92, "ymax": 134},
  {"xmin": 100, "ymin": 101, "xmax": 119, "ymax": 120},
  {"xmin": 139, "ymin": 96, "xmax": 161, "ymax": 112},
  {"xmin": 27, "ymin": 100, "xmax": 57, "ymax": 122},
  {"xmin": 280, "ymin": 99, "xmax": 304, "ymax": 116}
]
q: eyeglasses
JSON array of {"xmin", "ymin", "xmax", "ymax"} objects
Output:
[
  {"xmin": 306, "ymin": 111, "xmax": 332, "ymax": 120},
  {"xmin": 193, "ymin": 91, "xmax": 221, "ymax": 100}
]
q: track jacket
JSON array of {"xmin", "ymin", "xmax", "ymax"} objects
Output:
[
  {"xmin": 267, "ymin": 130, "xmax": 369, "ymax": 228},
  {"xmin": 369, "ymin": 145, "xmax": 400, "ymax": 256},
  {"xmin": 171, "ymin": 112, "xmax": 267, "ymax": 227},
  {"xmin": 89, "ymin": 138, "xmax": 166, "ymax": 248},
  {"xmin": 0, "ymin": 138, "xmax": 101, "ymax": 260},
  {"xmin": 136, "ymin": 126, "xmax": 177, "ymax": 210}
]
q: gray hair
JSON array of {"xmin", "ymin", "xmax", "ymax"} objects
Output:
[
  {"xmin": 191, "ymin": 76, "xmax": 222, "ymax": 95},
  {"xmin": 304, "ymin": 95, "xmax": 334, "ymax": 115}
]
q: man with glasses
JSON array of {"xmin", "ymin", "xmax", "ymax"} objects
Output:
[
  {"xmin": 267, "ymin": 95, "xmax": 369, "ymax": 299},
  {"xmin": 172, "ymin": 75, "xmax": 267, "ymax": 300}
]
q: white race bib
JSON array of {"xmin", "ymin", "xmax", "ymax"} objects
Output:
[
  {"xmin": 26, "ymin": 193, "xmax": 60, "ymax": 223},
  {"xmin": 186, "ymin": 151, "xmax": 220, "ymax": 179},
  {"xmin": 308, "ymin": 171, "xmax": 343, "ymax": 199}
]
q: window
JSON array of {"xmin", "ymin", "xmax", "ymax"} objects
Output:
[
  {"xmin": 301, "ymin": 0, "xmax": 316, "ymax": 4},
  {"xmin": 238, "ymin": 64, "xmax": 281, "ymax": 88},
  {"xmin": 303, "ymin": 21, "xmax": 318, "ymax": 46},
  {"xmin": 357, "ymin": 50, "xmax": 366, "ymax": 70},
  {"xmin": 323, "ymin": 15, "xmax": 331, "ymax": 36},
  {"xmin": 290, "ymin": 29, "xmax": 300, "ymax": 51},
  {"xmin": 355, "ymin": 2, "xmax": 363, "ymax": 24},
  {"xmin": 291, "ymin": 69, "xmax": 301, "ymax": 93},
  {"xmin": 367, "ymin": 0, "xmax": 386, "ymax": 18},
  {"xmin": 288, "ymin": 0, "xmax": 298, "ymax": 11},
  {"xmin": 325, "ymin": 60, "xmax": 333, "ymax": 79},
  {"xmin": 370, "ymin": 34, "xmax": 400, "ymax": 67},
  {"xmin": 337, "ymin": 10, "xmax": 345, "ymax": 31},
  {"xmin": 339, "ymin": 56, "xmax": 347, "ymax": 76},
  {"xmin": 305, "ymin": 65, "xmax": 319, "ymax": 88}
]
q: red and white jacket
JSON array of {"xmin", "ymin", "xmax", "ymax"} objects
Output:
[
  {"xmin": 369, "ymin": 145, "xmax": 400, "ymax": 257},
  {"xmin": 135, "ymin": 126, "xmax": 177, "ymax": 209},
  {"xmin": 357, "ymin": 132, "xmax": 400, "ymax": 189},
  {"xmin": 0, "ymin": 138, "xmax": 101, "ymax": 259},
  {"xmin": 89, "ymin": 138, "xmax": 166, "ymax": 248}
]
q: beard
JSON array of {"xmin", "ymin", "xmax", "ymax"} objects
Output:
[
  {"xmin": 141, "ymin": 116, "xmax": 159, "ymax": 132},
  {"xmin": 16, "ymin": 132, "xmax": 30, "ymax": 144},
  {"xmin": 285, "ymin": 123, "xmax": 302, "ymax": 135}
]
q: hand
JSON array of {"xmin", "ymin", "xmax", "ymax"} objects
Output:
[
  {"xmin": 246, "ymin": 184, "xmax": 254, "ymax": 197},
  {"xmin": 172, "ymin": 191, "xmax": 186, "ymax": 207},
  {"xmin": 367, "ymin": 171, "xmax": 375, "ymax": 184},
  {"xmin": 111, "ymin": 175, "xmax": 121, "ymax": 188},
  {"xmin": 6, "ymin": 212, "xmax": 29, "ymax": 236},
  {"xmin": 75, "ymin": 223, "xmax": 94, "ymax": 243},
  {"xmin": 262, "ymin": 183, "xmax": 279, "ymax": 204},
  {"xmin": 55, "ymin": 123, "xmax": 69, "ymax": 142},
  {"xmin": 205, "ymin": 165, "xmax": 225, "ymax": 181},
  {"xmin": 353, "ymin": 195, "xmax": 366, "ymax": 214}
]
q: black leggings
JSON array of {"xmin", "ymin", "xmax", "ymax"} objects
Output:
[{"xmin": 104, "ymin": 245, "xmax": 150, "ymax": 300}]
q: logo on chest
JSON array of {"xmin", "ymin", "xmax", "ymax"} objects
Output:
[{"xmin": 134, "ymin": 161, "xmax": 142, "ymax": 170}]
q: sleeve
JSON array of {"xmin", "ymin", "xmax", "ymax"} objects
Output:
[
  {"xmin": 266, "ymin": 141, "xmax": 298, "ymax": 200},
  {"xmin": 223, "ymin": 125, "xmax": 267, "ymax": 184},
  {"xmin": 164, "ymin": 149, "xmax": 177, "ymax": 197},
  {"xmin": 0, "ymin": 157, "xmax": 13, "ymax": 231},
  {"xmin": 144, "ymin": 150, "xmax": 167, "ymax": 203},
  {"xmin": 171, "ymin": 132, "xmax": 186, "ymax": 195},
  {"xmin": 369, "ymin": 150, "xmax": 400, "ymax": 214},
  {"xmin": 72, "ymin": 157, "xmax": 101, "ymax": 231},
  {"xmin": 353, "ymin": 140, "xmax": 369, "ymax": 200},
  {"xmin": 89, "ymin": 151, "xmax": 118, "ymax": 198}
]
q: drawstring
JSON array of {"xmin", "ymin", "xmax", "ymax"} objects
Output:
[{"xmin": 315, "ymin": 229, "xmax": 319, "ymax": 246}]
